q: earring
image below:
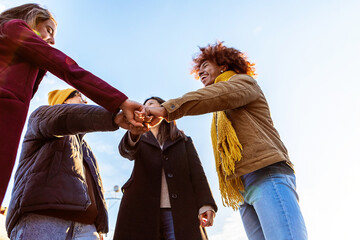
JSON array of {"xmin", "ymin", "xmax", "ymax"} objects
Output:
[{"xmin": 220, "ymin": 70, "xmax": 224, "ymax": 73}]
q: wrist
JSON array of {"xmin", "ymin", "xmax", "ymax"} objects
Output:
[
  {"xmin": 119, "ymin": 99, "xmax": 128, "ymax": 110},
  {"xmin": 130, "ymin": 132, "xmax": 140, "ymax": 142},
  {"xmin": 161, "ymin": 107, "xmax": 168, "ymax": 120},
  {"xmin": 127, "ymin": 131, "xmax": 140, "ymax": 146},
  {"xmin": 112, "ymin": 113, "xmax": 120, "ymax": 128}
]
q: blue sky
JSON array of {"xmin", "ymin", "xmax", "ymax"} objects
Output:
[{"xmin": 1, "ymin": 0, "xmax": 360, "ymax": 239}]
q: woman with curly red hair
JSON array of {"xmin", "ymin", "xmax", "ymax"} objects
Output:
[{"xmin": 145, "ymin": 42, "xmax": 307, "ymax": 240}]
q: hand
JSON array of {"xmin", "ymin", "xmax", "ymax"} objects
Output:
[
  {"xmin": 133, "ymin": 111, "xmax": 154, "ymax": 129},
  {"xmin": 129, "ymin": 124, "xmax": 148, "ymax": 137},
  {"xmin": 140, "ymin": 106, "xmax": 168, "ymax": 127},
  {"xmin": 114, "ymin": 111, "xmax": 149, "ymax": 135},
  {"xmin": 114, "ymin": 111, "xmax": 130, "ymax": 130},
  {"xmin": 0, "ymin": 206, "xmax": 7, "ymax": 216},
  {"xmin": 119, "ymin": 99, "xmax": 145, "ymax": 128},
  {"xmin": 199, "ymin": 210, "xmax": 215, "ymax": 227},
  {"xmin": 146, "ymin": 106, "xmax": 167, "ymax": 119}
]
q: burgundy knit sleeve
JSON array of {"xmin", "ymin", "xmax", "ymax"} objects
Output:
[{"xmin": 2, "ymin": 19, "xmax": 127, "ymax": 112}]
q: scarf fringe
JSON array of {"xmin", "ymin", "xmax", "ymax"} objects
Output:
[
  {"xmin": 216, "ymin": 113, "xmax": 243, "ymax": 175},
  {"xmin": 217, "ymin": 169, "xmax": 244, "ymax": 210},
  {"xmin": 211, "ymin": 110, "xmax": 244, "ymax": 210}
]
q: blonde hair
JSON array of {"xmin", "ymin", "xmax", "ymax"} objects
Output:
[{"xmin": 0, "ymin": 3, "xmax": 56, "ymax": 31}]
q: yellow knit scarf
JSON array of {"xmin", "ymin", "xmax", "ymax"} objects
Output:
[{"xmin": 211, "ymin": 70, "xmax": 244, "ymax": 210}]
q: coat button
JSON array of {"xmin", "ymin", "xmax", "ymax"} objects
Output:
[
  {"xmin": 171, "ymin": 193, "xmax": 178, "ymax": 199},
  {"xmin": 163, "ymin": 156, "xmax": 169, "ymax": 161},
  {"xmin": 170, "ymin": 104, "xmax": 175, "ymax": 109},
  {"xmin": 167, "ymin": 173, "xmax": 173, "ymax": 178}
]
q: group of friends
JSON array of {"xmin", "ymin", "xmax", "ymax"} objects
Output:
[{"xmin": 0, "ymin": 3, "xmax": 308, "ymax": 240}]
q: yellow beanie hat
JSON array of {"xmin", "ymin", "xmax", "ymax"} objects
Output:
[{"xmin": 48, "ymin": 88, "xmax": 76, "ymax": 105}]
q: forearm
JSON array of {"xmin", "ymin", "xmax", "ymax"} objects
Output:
[
  {"xmin": 4, "ymin": 20, "xmax": 127, "ymax": 113},
  {"xmin": 162, "ymin": 74, "xmax": 261, "ymax": 121},
  {"xmin": 118, "ymin": 131, "xmax": 138, "ymax": 160},
  {"xmin": 29, "ymin": 105, "xmax": 118, "ymax": 138},
  {"xmin": 127, "ymin": 131, "xmax": 140, "ymax": 146}
]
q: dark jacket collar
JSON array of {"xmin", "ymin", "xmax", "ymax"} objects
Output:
[{"xmin": 141, "ymin": 131, "xmax": 183, "ymax": 151}]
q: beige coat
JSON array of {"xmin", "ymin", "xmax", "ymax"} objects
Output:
[{"xmin": 162, "ymin": 74, "xmax": 292, "ymax": 179}]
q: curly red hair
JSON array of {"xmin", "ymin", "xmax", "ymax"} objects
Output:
[{"xmin": 191, "ymin": 42, "xmax": 256, "ymax": 78}]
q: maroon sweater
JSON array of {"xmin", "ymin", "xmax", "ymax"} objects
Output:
[{"xmin": 0, "ymin": 19, "xmax": 127, "ymax": 203}]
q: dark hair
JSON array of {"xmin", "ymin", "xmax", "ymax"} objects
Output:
[
  {"xmin": 191, "ymin": 41, "xmax": 256, "ymax": 78},
  {"xmin": 144, "ymin": 97, "xmax": 187, "ymax": 145},
  {"xmin": 65, "ymin": 90, "xmax": 78, "ymax": 101},
  {"xmin": 0, "ymin": 3, "xmax": 56, "ymax": 33}
]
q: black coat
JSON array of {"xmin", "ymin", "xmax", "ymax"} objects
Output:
[{"xmin": 113, "ymin": 131, "xmax": 217, "ymax": 240}]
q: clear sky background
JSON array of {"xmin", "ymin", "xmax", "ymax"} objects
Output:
[{"xmin": 1, "ymin": 0, "xmax": 360, "ymax": 239}]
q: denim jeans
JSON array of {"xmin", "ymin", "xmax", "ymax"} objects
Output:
[
  {"xmin": 160, "ymin": 208, "xmax": 176, "ymax": 240},
  {"xmin": 239, "ymin": 162, "xmax": 307, "ymax": 240},
  {"xmin": 10, "ymin": 213, "xmax": 100, "ymax": 240}
]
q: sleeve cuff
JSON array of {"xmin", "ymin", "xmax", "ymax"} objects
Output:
[
  {"xmin": 198, "ymin": 205, "xmax": 216, "ymax": 216},
  {"xmin": 127, "ymin": 131, "xmax": 140, "ymax": 146}
]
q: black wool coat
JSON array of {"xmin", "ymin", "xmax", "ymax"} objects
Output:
[{"xmin": 113, "ymin": 131, "xmax": 217, "ymax": 240}]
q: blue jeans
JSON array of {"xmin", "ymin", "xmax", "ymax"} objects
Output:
[
  {"xmin": 160, "ymin": 208, "xmax": 176, "ymax": 240},
  {"xmin": 10, "ymin": 213, "xmax": 100, "ymax": 240},
  {"xmin": 239, "ymin": 162, "xmax": 307, "ymax": 240}
]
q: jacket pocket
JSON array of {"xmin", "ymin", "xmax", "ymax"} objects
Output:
[{"xmin": 121, "ymin": 173, "xmax": 134, "ymax": 193}]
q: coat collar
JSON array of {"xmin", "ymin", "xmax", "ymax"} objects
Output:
[{"xmin": 141, "ymin": 131, "xmax": 183, "ymax": 151}]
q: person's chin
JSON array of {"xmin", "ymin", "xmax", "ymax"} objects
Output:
[{"xmin": 204, "ymin": 81, "xmax": 213, "ymax": 86}]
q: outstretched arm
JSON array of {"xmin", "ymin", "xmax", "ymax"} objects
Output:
[
  {"xmin": 3, "ymin": 20, "xmax": 130, "ymax": 113},
  {"xmin": 28, "ymin": 104, "xmax": 119, "ymax": 139},
  {"xmin": 162, "ymin": 74, "xmax": 261, "ymax": 121}
]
